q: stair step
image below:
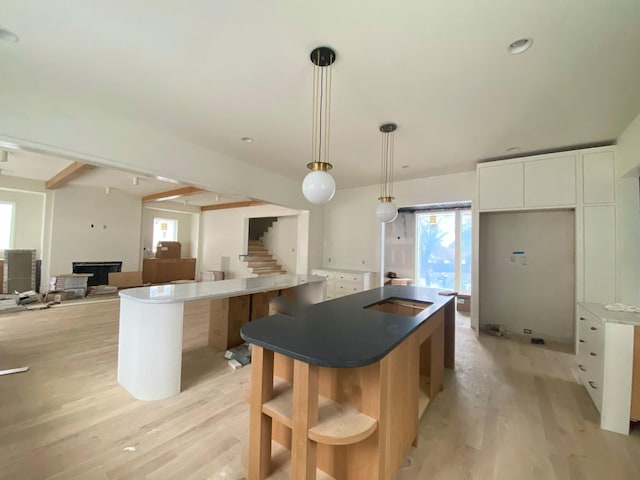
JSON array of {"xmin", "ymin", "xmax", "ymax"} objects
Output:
[{"xmin": 246, "ymin": 260, "xmax": 278, "ymax": 267}]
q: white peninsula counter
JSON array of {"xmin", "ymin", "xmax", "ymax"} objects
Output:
[{"xmin": 117, "ymin": 274, "xmax": 326, "ymax": 400}]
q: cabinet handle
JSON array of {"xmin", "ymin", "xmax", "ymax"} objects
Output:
[
  {"xmin": 588, "ymin": 381, "xmax": 597, "ymax": 389},
  {"xmin": 579, "ymin": 339, "xmax": 585, "ymax": 343},
  {"xmin": 590, "ymin": 352, "xmax": 597, "ymax": 357},
  {"xmin": 579, "ymin": 317, "xmax": 586, "ymax": 321},
  {"xmin": 578, "ymin": 364, "xmax": 586, "ymax": 371},
  {"xmin": 590, "ymin": 326, "xmax": 597, "ymax": 331}
]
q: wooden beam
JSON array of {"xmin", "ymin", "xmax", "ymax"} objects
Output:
[
  {"xmin": 201, "ymin": 200, "xmax": 266, "ymax": 212},
  {"xmin": 141, "ymin": 186, "xmax": 204, "ymax": 203},
  {"xmin": 45, "ymin": 162, "xmax": 96, "ymax": 190}
]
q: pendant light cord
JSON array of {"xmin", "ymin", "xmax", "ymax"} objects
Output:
[{"xmin": 310, "ymin": 50, "xmax": 333, "ymax": 165}]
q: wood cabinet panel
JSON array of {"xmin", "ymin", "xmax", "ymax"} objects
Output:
[{"xmin": 142, "ymin": 258, "xmax": 196, "ymax": 284}]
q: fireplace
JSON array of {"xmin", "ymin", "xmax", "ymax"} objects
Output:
[{"xmin": 72, "ymin": 261, "xmax": 122, "ymax": 287}]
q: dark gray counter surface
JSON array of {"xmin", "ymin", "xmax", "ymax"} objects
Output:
[{"xmin": 240, "ymin": 286, "xmax": 454, "ymax": 368}]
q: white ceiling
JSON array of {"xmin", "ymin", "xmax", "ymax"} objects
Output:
[
  {"xmin": 0, "ymin": 149, "xmax": 247, "ymax": 205},
  {"xmin": 1, "ymin": 1, "xmax": 640, "ymax": 189}
]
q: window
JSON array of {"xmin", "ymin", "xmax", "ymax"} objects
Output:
[
  {"xmin": 415, "ymin": 209, "xmax": 472, "ymax": 293},
  {"xmin": 0, "ymin": 202, "xmax": 15, "ymax": 250},
  {"xmin": 152, "ymin": 218, "xmax": 178, "ymax": 251}
]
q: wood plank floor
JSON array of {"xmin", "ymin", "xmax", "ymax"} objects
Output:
[{"xmin": 1, "ymin": 301, "xmax": 640, "ymax": 479}]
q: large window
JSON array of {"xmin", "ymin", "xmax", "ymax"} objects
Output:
[
  {"xmin": 152, "ymin": 217, "xmax": 178, "ymax": 251},
  {"xmin": 415, "ymin": 209, "xmax": 472, "ymax": 293},
  {"xmin": 0, "ymin": 202, "xmax": 15, "ymax": 250}
]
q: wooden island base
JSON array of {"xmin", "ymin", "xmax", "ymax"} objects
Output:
[{"xmin": 245, "ymin": 303, "xmax": 453, "ymax": 480}]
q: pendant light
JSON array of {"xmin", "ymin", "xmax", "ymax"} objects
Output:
[
  {"xmin": 302, "ymin": 47, "xmax": 336, "ymax": 204},
  {"xmin": 376, "ymin": 123, "xmax": 398, "ymax": 223}
]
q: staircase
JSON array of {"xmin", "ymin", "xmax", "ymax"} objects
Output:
[{"xmin": 244, "ymin": 240, "xmax": 286, "ymax": 276}]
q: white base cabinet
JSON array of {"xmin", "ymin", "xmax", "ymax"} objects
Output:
[
  {"xmin": 577, "ymin": 303, "xmax": 636, "ymax": 435},
  {"xmin": 311, "ymin": 268, "xmax": 373, "ymax": 300}
]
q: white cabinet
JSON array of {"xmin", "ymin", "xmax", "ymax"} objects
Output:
[
  {"xmin": 576, "ymin": 303, "xmax": 636, "ymax": 435},
  {"xmin": 583, "ymin": 206, "xmax": 616, "ymax": 304},
  {"xmin": 478, "ymin": 155, "xmax": 577, "ymax": 211},
  {"xmin": 311, "ymin": 268, "xmax": 373, "ymax": 300},
  {"xmin": 478, "ymin": 163, "xmax": 523, "ymax": 210},
  {"xmin": 583, "ymin": 151, "xmax": 615, "ymax": 204},
  {"xmin": 524, "ymin": 155, "xmax": 576, "ymax": 207}
]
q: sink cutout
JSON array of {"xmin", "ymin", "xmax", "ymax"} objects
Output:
[{"xmin": 364, "ymin": 298, "xmax": 433, "ymax": 317}]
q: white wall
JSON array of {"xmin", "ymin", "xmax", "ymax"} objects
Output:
[
  {"xmin": 384, "ymin": 212, "xmax": 416, "ymax": 280},
  {"xmin": 46, "ymin": 186, "xmax": 142, "ymax": 282},
  {"xmin": 199, "ymin": 204, "xmax": 318, "ymax": 279},
  {"xmin": 0, "ymin": 185, "xmax": 45, "ymax": 256},
  {"xmin": 616, "ymin": 112, "xmax": 640, "ymax": 305},
  {"xmin": 262, "ymin": 215, "xmax": 298, "ymax": 273},
  {"xmin": 479, "ymin": 210, "xmax": 575, "ymax": 343},
  {"xmin": 141, "ymin": 206, "xmax": 197, "ymax": 257},
  {"xmin": 324, "ymin": 171, "xmax": 475, "ymax": 279}
]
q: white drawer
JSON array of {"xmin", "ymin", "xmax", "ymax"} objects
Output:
[
  {"xmin": 578, "ymin": 323, "xmax": 604, "ymax": 357},
  {"xmin": 336, "ymin": 272, "xmax": 364, "ymax": 282},
  {"xmin": 584, "ymin": 372, "xmax": 604, "ymax": 412},
  {"xmin": 334, "ymin": 280, "xmax": 363, "ymax": 295}
]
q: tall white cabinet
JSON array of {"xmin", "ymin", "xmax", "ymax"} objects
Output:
[
  {"xmin": 474, "ymin": 147, "xmax": 617, "ymax": 318},
  {"xmin": 473, "ymin": 146, "xmax": 625, "ymax": 431}
]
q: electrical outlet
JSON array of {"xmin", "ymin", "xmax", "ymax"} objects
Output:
[
  {"xmin": 523, "ymin": 328, "xmax": 532, "ymax": 334},
  {"xmin": 328, "ymin": 257, "xmax": 332, "ymax": 263},
  {"xmin": 361, "ymin": 259, "xmax": 365, "ymax": 265}
]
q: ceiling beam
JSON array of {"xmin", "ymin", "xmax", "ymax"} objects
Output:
[
  {"xmin": 201, "ymin": 200, "xmax": 266, "ymax": 212},
  {"xmin": 142, "ymin": 186, "xmax": 204, "ymax": 203},
  {"xmin": 45, "ymin": 162, "xmax": 96, "ymax": 190}
]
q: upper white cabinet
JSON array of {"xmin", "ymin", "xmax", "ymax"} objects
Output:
[
  {"xmin": 583, "ymin": 151, "xmax": 615, "ymax": 204},
  {"xmin": 478, "ymin": 163, "xmax": 524, "ymax": 210},
  {"xmin": 524, "ymin": 156, "xmax": 576, "ymax": 207},
  {"xmin": 478, "ymin": 155, "xmax": 578, "ymax": 211}
]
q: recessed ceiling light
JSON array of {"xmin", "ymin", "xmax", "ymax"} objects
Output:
[
  {"xmin": 0, "ymin": 27, "xmax": 20, "ymax": 43},
  {"xmin": 508, "ymin": 38, "xmax": 533, "ymax": 54},
  {"xmin": 241, "ymin": 137, "xmax": 254, "ymax": 144},
  {"xmin": 506, "ymin": 147, "xmax": 521, "ymax": 153}
]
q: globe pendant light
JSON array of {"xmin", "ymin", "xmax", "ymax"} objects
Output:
[
  {"xmin": 376, "ymin": 123, "xmax": 398, "ymax": 223},
  {"xmin": 302, "ymin": 47, "xmax": 336, "ymax": 204}
]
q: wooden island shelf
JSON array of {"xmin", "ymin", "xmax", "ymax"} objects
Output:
[{"xmin": 241, "ymin": 286, "xmax": 455, "ymax": 480}]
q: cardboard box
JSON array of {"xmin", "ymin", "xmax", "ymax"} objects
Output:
[
  {"xmin": 457, "ymin": 294, "xmax": 471, "ymax": 313},
  {"xmin": 155, "ymin": 241, "xmax": 181, "ymax": 259},
  {"xmin": 44, "ymin": 291, "xmax": 69, "ymax": 303},
  {"xmin": 108, "ymin": 271, "xmax": 143, "ymax": 288}
]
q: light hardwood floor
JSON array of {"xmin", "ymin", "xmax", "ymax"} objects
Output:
[{"xmin": 1, "ymin": 300, "xmax": 640, "ymax": 479}]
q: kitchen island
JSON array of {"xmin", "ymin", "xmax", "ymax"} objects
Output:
[
  {"xmin": 241, "ymin": 286, "xmax": 456, "ymax": 480},
  {"xmin": 117, "ymin": 275, "xmax": 325, "ymax": 401}
]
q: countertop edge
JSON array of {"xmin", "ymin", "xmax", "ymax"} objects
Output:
[
  {"xmin": 241, "ymin": 287, "xmax": 454, "ymax": 368},
  {"xmin": 578, "ymin": 302, "xmax": 640, "ymax": 327},
  {"xmin": 118, "ymin": 275, "xmax": 325, "ymax": 304}
]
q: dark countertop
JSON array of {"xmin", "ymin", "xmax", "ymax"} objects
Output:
[{"xmin": 240, "ymin": 286, "xmax": 454, "ymax": 368}]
